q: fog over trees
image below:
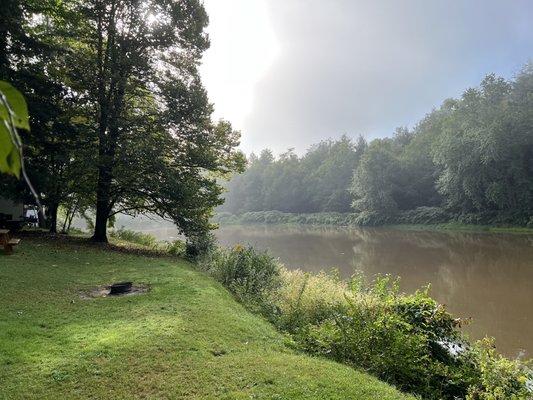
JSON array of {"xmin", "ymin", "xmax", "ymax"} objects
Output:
[{"xmin": 221, "ymin": 66, "xmax": 533, "ymax": 226}]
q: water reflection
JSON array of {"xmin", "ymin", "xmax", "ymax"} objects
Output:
[{"xmin": 214, "ymin": 225, "xmax": 533, "ymax": 358}]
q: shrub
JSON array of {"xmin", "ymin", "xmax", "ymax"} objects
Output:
[
  {"xmin": 165, "ymin": 239, "xmax": 186, "ymax": 256},
  {"xmin": 398, "ymin": 206, "xmax": 450, "ymax": 224},
  {"xmin": 214, "ymin": 209, "xmax": 533, "ymax": 228},
  {"xmin": 302, "ymin": 301, "xmax": 437, "ymax": 395},
  {"xmin": 353, "ymin": 210, "xmax": 393, "ymax": 226},
  {"xmin": 269, "ymin": 270, "xmax": 530, "ymax": 399},
  {"xmin": 213, "ymin": 211, "xmax": 357, "ymax": 226},
  {"xmin": 199, "ymin": 245, "xmax": 281, "ymax": 306},
  {"xmin": 275, "ymin": 269, "xmax": 348, "ymax": 331},
  {"xmin": 466, "ymin": 338, "xmax": 533, "ymax": 400},
  {"xmin": 392, "ymin": 288, "xmax": 461, "ymax": 342},
  {"xmin": 278, "ymin": 274, "xmax": 468, "ymax": 398},
  {"xmin": 185, "ymin": 232, "xmax": 216, "ymax": 260},
  {"xmin": 110, "ymin": 228, "xmax": 158, "ymax": 248}
]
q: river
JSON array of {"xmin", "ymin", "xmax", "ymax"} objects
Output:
[{"xmin": 114, "ymin": 218, "xmax": 533, "ymax": 359}]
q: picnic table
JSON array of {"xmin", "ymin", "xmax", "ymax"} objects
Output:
[{"xmin": 0, "ymin": 229, "xmax": 20, "ymax": 255}]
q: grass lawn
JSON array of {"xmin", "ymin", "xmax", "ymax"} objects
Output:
[{"xmin": 0, "ymin": 237, "xmax": 413, "ymax": 400}]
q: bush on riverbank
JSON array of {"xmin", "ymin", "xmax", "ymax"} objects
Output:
[
  {"xmin": 467, "ymin": 338, "xmax": 532, "ymax": 400},
  {"xmin": 198, "ymin": 245, "xmax": 533, "ymax": 400},
  {"xmin": 198, "ymin": 245, "xmax": 281, "ymax": 307},
  {"xmin": 397, "ymin": 207, "xmax": 451, "ymax": 224},
  {"xmin": 185, "ymin": 232, "xmax": 217, "ymax": 260},
  {"xmin": 214, "ymin": 209, "xmax": 533, "ymax": 230},
  {"xmin": 214, "ymin": 211, "xmax": 357, "ymax": 226}
]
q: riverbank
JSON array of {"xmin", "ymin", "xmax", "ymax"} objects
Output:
[
  {"xmin": 197, "ymin": 241, "xmax": 532, "ymax": 399},
  {"xmin": 214, "ymin": 211, "xmax": 533, "ymax": 234},
  {"xmin": 0, "ymin": 236, "xmax": 412, "ymax": 400},
  {"xmin": 388, "ymin": 223, "xmax": 533, "ymax": 234}
]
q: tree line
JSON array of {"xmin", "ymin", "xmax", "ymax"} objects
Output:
[
  {"xmin": 221, "ymin": 66, "xmax": 533, "ymax": 226},
  {"xmin": 0, "ymin": 0, "xmax": 244, "ymax": 241}
]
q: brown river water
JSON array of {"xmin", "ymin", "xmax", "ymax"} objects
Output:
[{"xmin": 117, "ymin": 220, "xmax": 533, "ymax": 359}]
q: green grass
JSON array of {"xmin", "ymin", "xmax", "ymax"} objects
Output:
[{"xmin": 0, "ymin": 237, "xmax": 413, "ymax": 400}]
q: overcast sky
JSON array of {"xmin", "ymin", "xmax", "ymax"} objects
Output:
[{"xmin": 200, "ymin": 0, "xmax": 533, "ymax": 155}]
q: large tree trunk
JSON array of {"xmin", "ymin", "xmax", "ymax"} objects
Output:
[
  {"xmin": 48, "ymin": 203, "xmax": 59, "ymax": 234},
  {"xmin": 91, "ymin": 5, "xmax": 126, "ymax": 243},
  {"xmin": 92, "ymin": 205, "xmax": 108, "ymax": 242},
  {"xmin": 38, "ymin": 208, "xmax": 46, "ymax": 229},
  {"xmin": 92, "ymin": 165, "xmax": 112, "ymax": 242},
  {"xmin": 92, "ymin": 79, "xmax": 126, "ymax": 242}
]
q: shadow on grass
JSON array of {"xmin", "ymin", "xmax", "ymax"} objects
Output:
[{"xmin": 17, "ymin": 230, "xmax": 178, "ymax": 259}]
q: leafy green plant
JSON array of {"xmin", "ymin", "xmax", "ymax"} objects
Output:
[
  {"xmin": 398, "ymin": 207, "xmax": 450, "ymax": 224},
  {"xmin": 466, "ymin": 338, "xmax": 533, "ymax": 400},
  {"xmin": 185, "ymin": 233, "xmax": 217, "ymax": 260},
  {"xmin": 246, "ymin": 264, "xmax": 530, "ymax": 399},
  {"xmin": 0, "ymin": 81, "xmax": 28, "ymax": 177},
  {"xmin": 276, "ymin": 272, "xmax": 468, "ymax": 398},
  {"xmin": 165, "ymin": 239, "xmax": 186, "ymax": 256},
  {"xmin": 353, "ymin": 210, "xmax": 393, "ymax": 226},
  {"xmin": 199, "ymin": 245, "xmax": 281, "ymax": 305},
  {"xmin": 0, "ymin": 81, "xmax": 44, "ymax": 218},
  {"xmin": 275, "ymin": 269, "xmax": 348, "ymax": 330},
  {"xmin": 214, "ymin": 211, "xmax": 357, "ymax": 226}
]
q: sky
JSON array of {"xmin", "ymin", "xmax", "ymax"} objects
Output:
[{"xmin": 199, "ymin": 0, "xmax": 533, "ymax": 155}]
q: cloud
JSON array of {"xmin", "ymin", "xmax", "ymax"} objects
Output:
[
  {"xmin": 200, "ymin": 0, "xmax": 280, "ymax": 135},
  {"xmin": 203, "ymin": 0, "xmax": 533, "ymax": 154}
]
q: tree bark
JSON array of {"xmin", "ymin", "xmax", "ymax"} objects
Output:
[
  {"xmin": 66, "ymin": 203, "xmax": 77, "ymax": 232},
  {"xmin": 48, "ymin": 203, "xmax": 59, "ymax": 234},
  {"xmin": 92, "ymin": 76, "xmax": 127, "ymax": 242},
  {"xmin": 37, "ymin": 208, "xmax": 46, "ymax": 229},
  {"xmin": 92, "ymin": 165, "xmax": 112, "ymax": 242},
  {"xmin": 61, "ymin": 214, "xmax": 68, "ymax": 233},
  {"xmin": 91, "ymin": 3, "xmax": 127, "ymax": 243}
]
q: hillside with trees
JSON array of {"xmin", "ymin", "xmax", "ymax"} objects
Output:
[{"xmin": 220, "ymin": 66, "xmax": 533, "ymax": 227}]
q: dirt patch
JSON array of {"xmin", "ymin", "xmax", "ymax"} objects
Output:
[{"xmin": 79, "ymin": 283, "xmax": 150, "ymax": 299}]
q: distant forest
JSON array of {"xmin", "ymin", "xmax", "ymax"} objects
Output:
[{"xmin": 220, "ymin": 65, "xmax": 533, "ymax": 226}]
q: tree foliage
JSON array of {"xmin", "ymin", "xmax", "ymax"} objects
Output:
[
  {"xmin": 0, "ymin": 0, "xmax": 91, "ymax": 231},
  {"xmin": 0, "ymin": 0, "xmax": 244, "ymax": 238},
  {"xmin": 223, "ymin": 66, "xmax": 533, "ymax": 226},
  {"xmin": 221, "ymin": 135, "xmax": 367, "ymax": 214}
]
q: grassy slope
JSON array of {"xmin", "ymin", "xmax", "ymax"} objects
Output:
[{"xmin": 0, "ymin": 238, "xmax": 413, "ymax": 400}]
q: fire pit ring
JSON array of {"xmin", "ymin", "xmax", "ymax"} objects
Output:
[
  {"xmin": 79, "ymin": 282, "xmax": 149, "ymax": 299},
  {"xmin": 109, "ymin": 281, "xmax": 133, "ymax": 295}
]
